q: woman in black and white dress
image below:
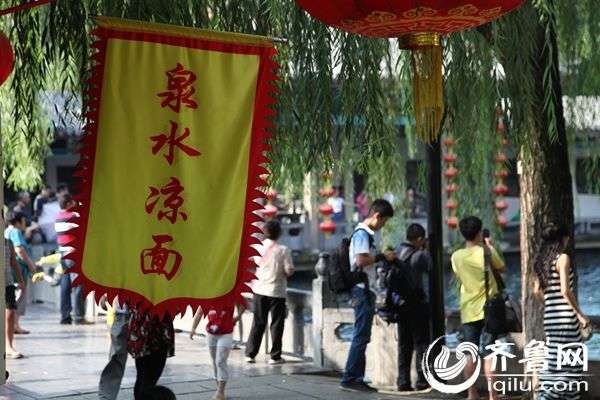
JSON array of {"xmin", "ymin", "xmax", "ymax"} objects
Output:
[{"xmin": 533, "ymin": 224, "xmax": 590, "ymax": 400}]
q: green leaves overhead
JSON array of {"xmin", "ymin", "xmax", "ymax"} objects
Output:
[{"xmin": 0, "ymin": 0, "xmax": 598, "ymax": 198}]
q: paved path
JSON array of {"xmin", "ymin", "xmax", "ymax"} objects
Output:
[{"xmin": 0, "ymin": 304, "xmax": 459, "ymax": 400}]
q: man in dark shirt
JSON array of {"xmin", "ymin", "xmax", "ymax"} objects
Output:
[{"xmin": 395, "ymin": 223, "xmax": 432, "ymax": 392}]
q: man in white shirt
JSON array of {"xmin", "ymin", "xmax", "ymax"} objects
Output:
[{"xmin": 340, "ymin": 199, "xmax": 394, "ymax": 393}]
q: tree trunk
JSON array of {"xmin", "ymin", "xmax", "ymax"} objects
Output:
[
  {"xmin": 0, "ymin": 107, "xmax": 6, "ymax": 384},
  {"xmin": 518, "ymin": 2, "xmax": 574, "ymax": 396}
]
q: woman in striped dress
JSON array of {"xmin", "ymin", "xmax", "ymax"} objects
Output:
[{"xmin": 533, "ymin": 223, "xmax": 590, "ymax": 400}]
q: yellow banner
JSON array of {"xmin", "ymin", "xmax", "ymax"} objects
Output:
[{"xmin": 70, "ymin": 17, "xmax": 277, "ymax": 314}]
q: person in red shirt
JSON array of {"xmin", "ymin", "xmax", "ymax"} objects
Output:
[
  {"xmin": 190, "ymin": 304, "xmax": 245, "ymax": 400},
  {"xmin": 55, "ymin": 193, "xmax": 92, "ymax": 325}
]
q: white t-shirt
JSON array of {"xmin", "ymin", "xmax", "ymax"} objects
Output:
[
  {"xmin": 253, "ymin": 240, "xmax": 295, "ymax": 298},
  {"xmin": 328, "ymin": 196, "xmax": 344, "ymax": 214},
  {"xmin": 39, "ymin": 200, "xmax": 61, "ymax": 242},
  {"xmin": 349, "ymin": 223, "xmax": 375, "ymax": 289}
]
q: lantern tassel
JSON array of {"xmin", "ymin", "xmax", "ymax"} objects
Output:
[
  {"xmin": 411, "ymin": 45, "xmax": 443, "ymax": 143},
  {"xmin": 400, "ymin": 33, "xmax": 443, "ymax": 143}
]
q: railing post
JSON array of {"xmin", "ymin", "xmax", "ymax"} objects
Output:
[
  {"xmin": 312, "ymin": 252, "xmax": 332, "ymax": 367},
  {"xmin": 291, "ymin": 297, "xmax": 305, "ymax": 355}
]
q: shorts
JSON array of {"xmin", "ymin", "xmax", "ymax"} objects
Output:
[
  {"xmin": 5, "ymin": 285, "xmax": 17, "ymax": 310},
  {"xmin": 461, "ymin": 319, "xmax": 507, "ymax": 357}
]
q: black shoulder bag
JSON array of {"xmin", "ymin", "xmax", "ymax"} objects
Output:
[{"xmin": 483, "ymin": 246, "xmax": 508, "ymax": 335}]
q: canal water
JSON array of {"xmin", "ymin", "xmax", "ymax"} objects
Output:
[
  {"xmin": 445, "ymin": 248, "xmax": 600, "ymax": 359},
  {"xmin": 289, "ymin": 248, "xmax": 600, "ymax": 359}
]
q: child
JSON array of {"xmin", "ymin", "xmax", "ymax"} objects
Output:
[{"xmin": 190, "ymin": 304, "xmax": 245, "ymax": 400}]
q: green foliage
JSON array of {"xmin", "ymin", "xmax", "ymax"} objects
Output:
[{"xmin": 0, "ymin": 0, "xmax": 599, "ymax": 210}]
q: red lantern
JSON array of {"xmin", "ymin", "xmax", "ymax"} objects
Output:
[
  {"xmin": 496, "ymin": 215, "xmax": 508, "ymax": 228},
  {"xmin": 443, "ymin": 137, "xmax": 456, "ymax": 147},
  {"xmin": 445, "ymin": 198, "xmax": 458, "ymax": 210},
  {"xmin": 319, "ymin": 220, "xmax": 337, "ymax": 234},
  {"xmin": 295, "ymin": 0, "xmax": 525, "ymax": 142},
  {"xmin": 495, "ymin": 199, "xmax": 509, "ymax": 211},
  {"xmin": 501, "ymin": 138, "xmax": 509, "ymax": 146},
  {"xmin": 443, "ymin": 153, "xmax": 457, "ymax": 163},
  {"xmin": 493, "ymin": 183, "xmax": 508, "ymax": 196},
  {"xmin": 446, "ymin": 216, "xmax": 458, "ymax": 230},
  {"xmin": 0, "ymin": 31, "xmax": 14, "ymax": 86},
  {"xmin": 319, "ymin": 204, "xmax": 334, "ymax": 216},
  {"xmin": 445, "ymin": 183, "xmax": 458, "ymax": 194},
  {"xmin": 494, "ymin": 169, "xmax": 509, "ymax": 179},
  {"xmin": 444, "ymin": 166, "xmax": 458, "ymax": 179},
  {"xmin": 319, "ymin": 187, "xmax": 335, "ymax": 198},
  {"xmin": 496, "ymin": 119, "xmax": 505, "ymax": 133},
  {"xmin": 495, "ymin": 153, "xmax": 508, "ymax": 163},
  {"xmin": 261, "ymin": 204, "xmax": 278, "ymax": 219},
  {"xmin": 295, "ymin": 1, "xmax": 524, "ymax": 38}
]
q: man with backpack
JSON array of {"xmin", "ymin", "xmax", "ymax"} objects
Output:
[
  {"xmin": 339, "ymin": 199, "xmax": 394, "ymax": 393},
  {"xmin": 394, "ymin": 223, "xmax": 432, "ymax": 392}
]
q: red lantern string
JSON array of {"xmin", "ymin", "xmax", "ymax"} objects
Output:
[
  {"xmin": 443, "ymin": 134, "xmax": 458, "ymax": 230},
  {"xmin": 319, "ymin": 173, "xmax": 336, "ymax": 238},
  {"xmin": 494, "ymin": 106, "xmax": 509, "ymax": 229}
]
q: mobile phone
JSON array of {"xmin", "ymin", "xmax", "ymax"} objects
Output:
[{"xmin": 482, "ymin": 228, "xmax": 490, "ymax": 239}]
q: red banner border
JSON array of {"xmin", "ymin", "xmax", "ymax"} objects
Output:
[{"xmin": 66, "ymin": 25, "xmax": 278, "ymax": 316}]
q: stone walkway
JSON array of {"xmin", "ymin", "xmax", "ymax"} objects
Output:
[{"xmin": 1, "ymin": 304, "xmax": 460, "ymax": 400}]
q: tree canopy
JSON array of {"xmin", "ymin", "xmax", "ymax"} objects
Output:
[{"xmin": 0, "ymin": 0, "xmax": 598, "ymax": 216}]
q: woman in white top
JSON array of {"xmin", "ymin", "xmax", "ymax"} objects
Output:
[{"xmin": 245, "ymin": 220, "xmax": 294, "ymax": 364}]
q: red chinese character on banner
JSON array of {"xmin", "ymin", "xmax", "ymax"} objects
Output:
[
  {"xmin": 150, "ymin": 120, "xmax": 201, "ymax": 165},
  {"xmin": 140, "ymin": 235, "xmax": 182, "ymax": 281},
  {"xmin": 145, "ymin": 177, "xmax": 188, "ymax": 224},
  {"xmin": 157, "ymin": 63, "xmax": 198, "ymax": 112}
]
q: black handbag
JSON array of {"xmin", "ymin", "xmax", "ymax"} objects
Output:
[
  {"xmin": 483, "ymin": 247, "xmax": 523, "ymax": 334},
  {"xmin": 483, "ymin": 247, "xmax": 508, "ymax": 335}
]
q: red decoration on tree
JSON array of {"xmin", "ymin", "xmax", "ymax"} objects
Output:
[
  {"xmin": 444, "ymin": 166, "xmax": 458, "ymax": 179},
  {"xmin": 319, "ymin": 174, "xmax": 337, "ymax": 238},
  {"xmin": 495, "ymin": 153, "xmax": 508, "ymax": 163},
  {"xmin": 0, "ymin": 32, "xmax": 14, "ymax": 86},
  {"xmin": 493, "ymin": 106, "xmax": 510, "ymax": 230},
  {"xmin": 319, "ymin": 204, "xmax": 334, "ymax": 216},
  {"xmin": 443, "ymin": 134, "xmax": 459, "ymax": 230},
  {"xmin": 319, "ymin": 187, "xmax": 335, "ymax": 198},
  {"xmin": 443, "ymin": 153, "xmax": 457, "ymax": 163},
  {"xmin": 493, "ymin": 183, "xmax": 509, "ymax": 196},
  {"xmin": 495, "ymin": 199, "xmax": 509, "ymax": 211},
  {"xmin": 443, "ymin": 137, "xmax": 456, "ymax": 147},
  {"xmin": 294, "ymin": 1, "xmax": 525, "ymax": 38},
  {"xmin": 446, "ymin": 216, "xmax": 459, "ymax": 230},
  {"xmin": 445, "ymin": 198, "xmax": 458, "ymax": 210},
  {"xmin": 319, "ymin": 220, "xmax": 337, "ymax": 234},
  {"xmin": 445, "ymin": 183, "xmax": 458, "ymax": 194},
  {"xmin": 496, "ymin": 215, "xmax": 508, "ymax": 228},
  {"xmin": 494, "ymin": 169, "xmax": 509, "ymax": 179}
]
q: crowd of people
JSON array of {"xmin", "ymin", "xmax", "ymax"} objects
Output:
[
  {"xmin": 338, "ymin": 199, "xmax": 590, "ymax": 400},
  {"xmin": 96, "ymin": 219, "xmax": 296, "ymax": 400},
  {"xmin": 3, "ymin": 186, "xmax": 592, "ymax": 399},
  {"xmin": 3, "ymin": 184, "xmax": 94, "ymax": 360}
]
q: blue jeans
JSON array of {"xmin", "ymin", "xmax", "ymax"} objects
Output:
[
  {"xmin": 341, "ymin": 286, "xmax": 375, "ymax": 384},
  {"xmin": 60, "ymin": 273, "xmax": 85, "ymax": 322}
]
